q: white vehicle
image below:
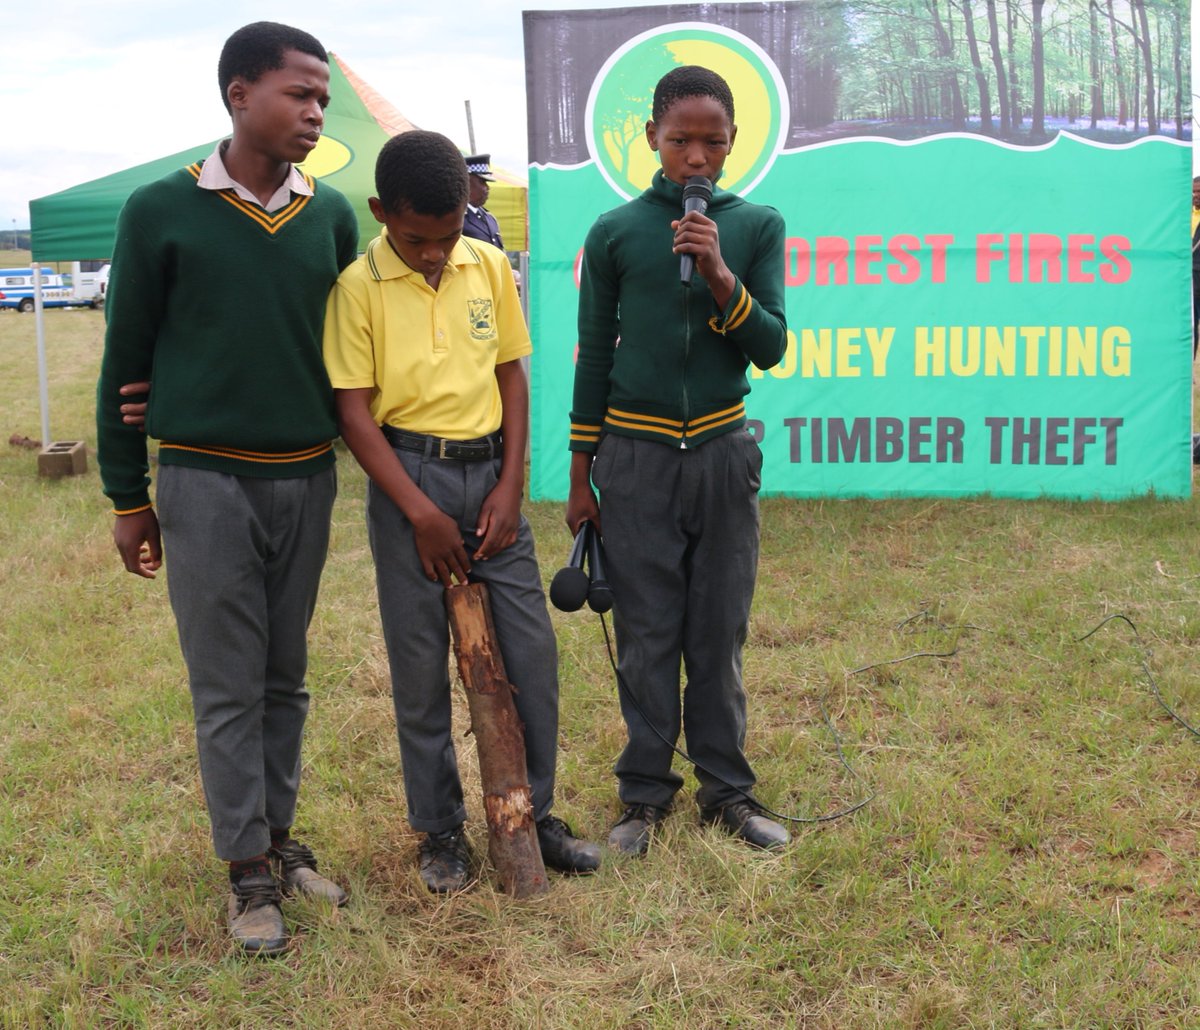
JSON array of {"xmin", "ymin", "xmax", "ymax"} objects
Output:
[
  {"xmin": 68, "ymin": 261, "xmax": 110, "ymax": 308},
  {"xmin": 0, "ymin": 262, "xmax": 109, "ymax": 312}
]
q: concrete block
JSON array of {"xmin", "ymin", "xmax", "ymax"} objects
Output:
[{"xmin": 38, "ymin": 440, "xmax": 88, "ymax": 478}]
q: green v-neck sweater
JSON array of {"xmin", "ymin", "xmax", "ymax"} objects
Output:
[
  {"xmin": 96, "ymin": 164, "xmax": 359, "ymax": 512},
  {"xmin": 569, "ymin": 170, "xmax": 787, "ymax": 453}
]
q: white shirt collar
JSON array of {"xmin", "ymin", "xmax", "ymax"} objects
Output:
[{"xmin": 195, "ymin": 141, "xmax": 313, "ymax": 213}]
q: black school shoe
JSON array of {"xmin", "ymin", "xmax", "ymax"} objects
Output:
[
  {"xmin": 228, "ymin": 873, "xmax": 287, "ymax": 957},
  {"xmin": 606, "ymin": 803, "xmax": 670, "ymax": 856},
  {"xmin": 268, "ymin": 839, "xmax": 349, "ymax": 906},
  {"xmin": 700, "ymin": 800, "xmax": 790, "ymax": 851},
  {"xmin": 537, "ymin": 815, "xmax": 601, "ymax": 873},
  {"xmin": 418, "ymin": 827, "xmax": 474, "ymax": 893}
]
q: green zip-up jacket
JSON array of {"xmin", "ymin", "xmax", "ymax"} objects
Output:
[
  {"xmin": 96, "ymin": 163, "xmax": 359, "ymax": 513},
  {"xmin": 569, "ymin": 170, "xmax": 787, "ymax": 453}
]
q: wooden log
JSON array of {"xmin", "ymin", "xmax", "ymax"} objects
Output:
[{"xmin": 444, "ymin": 582, "xmax": 549, "ymax": 898}]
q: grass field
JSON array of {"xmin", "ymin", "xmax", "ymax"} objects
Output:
[{"xmin": 3, "ymin": 303, "xmax": 1200, "ymax": 1028}]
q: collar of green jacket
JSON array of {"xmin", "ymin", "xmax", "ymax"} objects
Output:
[{"xmin": 643, "ymin": 169, "xmax": 741, "ymax": 211}]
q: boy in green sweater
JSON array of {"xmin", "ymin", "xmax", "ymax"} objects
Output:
[
  {"xmin": 96, "ymin": 21, "xmax": 359, "ymax": 956},
  {"xmin": 566, "ymin": 65, "xmax": 790, "ymax": 856}
]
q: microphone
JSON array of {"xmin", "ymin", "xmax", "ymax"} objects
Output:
[
  {"xmin": 586, "ymin": 524, "xmax": 613, "ymax": 613},
  {"xmin": 549, "ymin": 521, "xmax": 591, "ymax": 612},
  {"xmin": 679, "ymin": 175, "xmax": 713, "ymax": 285}
]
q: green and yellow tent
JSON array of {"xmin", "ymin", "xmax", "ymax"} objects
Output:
[{"xmin": 28, "ymin": 54, "xmax": 528, "ymax": 261}]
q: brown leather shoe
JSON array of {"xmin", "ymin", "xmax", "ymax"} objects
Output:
[
  {"xmin": 269, "ymin": 839, "xmax": 348, "ymax": 906},
  {"xmin": 700, "ymin": 801, "xmax": 790, "ymax": 850},
  {"xmin": 228, "ymin": 873, "xmax": 287, "ymax": 956}
]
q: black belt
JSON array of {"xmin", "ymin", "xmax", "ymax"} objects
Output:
[{"xmin": 381, "ymin": 424, "xmax": 502, "ymax": 461}]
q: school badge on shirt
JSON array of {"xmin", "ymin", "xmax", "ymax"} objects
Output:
[{"xmin": 468, "ymin": 299, "xmax": 495, "ymax": 340}]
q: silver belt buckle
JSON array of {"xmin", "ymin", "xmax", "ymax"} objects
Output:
[{"xmin": 438, "ymin": 438, "xmax": 449, "ymax": 459}]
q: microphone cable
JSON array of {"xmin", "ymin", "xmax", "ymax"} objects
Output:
[
  {"xmin": 592, "ymin": 612, "xmax": 955, "ymax": 825},
  {"xmin": 1077, "ymin": 612, "xmax": 1200, "ymax": 741},
  {"xmin": 578, "ymin": 603, "xmax": 1199, "ymax": 828}
]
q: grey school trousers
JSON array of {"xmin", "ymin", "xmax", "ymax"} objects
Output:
[
  {"xmin": 156, "ymin": 464, "xmax": 335, "ymax": 861},
  {"xmin": 367, "ymin": 446, "xmax": 559, "ymax": 833},
  {"xmin": 590, "ymin": 429, "xmax": 762, "ymax": 812}
]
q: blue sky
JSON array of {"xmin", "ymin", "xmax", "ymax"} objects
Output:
[{"xmin": 0, "ymin": 0, "xmax": 647, "ymax": 229}]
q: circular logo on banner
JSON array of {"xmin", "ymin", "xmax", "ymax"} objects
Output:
[
  {"xmin": 297, "ymin": 135, "xmax": 352, "ymax": 178},
  {"xmin": 585, "ymin": 23, "xmax": 788, "ymax": 201}
]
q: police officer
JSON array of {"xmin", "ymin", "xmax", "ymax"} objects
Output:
[{"xmin": 463, "ymin": 154, "xmax": 504, "ymax": 250}]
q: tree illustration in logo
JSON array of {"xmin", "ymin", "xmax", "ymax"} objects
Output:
[
  {"xmin": 593, "ymin": 45, "xmax": 680, "ymax": 194},
  {"xmin": 596, "ymin": 48, "xmax": 672, "ymax": 180},
  {"xmin": 587, "ymin": 29, "xmax": 787, "ymax": 201}
]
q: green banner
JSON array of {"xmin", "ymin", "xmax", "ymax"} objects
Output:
[{"xmin": 523, "ymin": 2, "xmax": 1192, "ymax": 500}]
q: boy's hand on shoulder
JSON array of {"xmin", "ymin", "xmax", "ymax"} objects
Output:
[
  {"xmin": 411, "ymin": 506, "xmax": 471, "ymax": 586},
  {"xmin": 114, "ymin": 509, "xmax": 162, "ymax": 578},
  {"xmin": 475, "ymin": 480, "xmax": 522, "ymax": 561},
  {"xmin": 672, "ymin": 212, "xmax": 735, "ymax": 308}
]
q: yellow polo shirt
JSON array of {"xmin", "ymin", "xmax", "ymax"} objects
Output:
[{"xmin": 323, "ymin": 228, "xmax": 531, "ymax": 439}]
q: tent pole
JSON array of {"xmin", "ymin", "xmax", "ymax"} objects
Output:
[
  {"xmin": 33, "ymin": 265, "xmax": 50, "ymax": 446},
  {"xmin": 465, "ymin": 99, "xmax": 476, "ymax": 154}
]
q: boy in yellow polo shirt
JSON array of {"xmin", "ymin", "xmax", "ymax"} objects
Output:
[{"xmin": 323, "ymin": 130, "xmax": 599, "ymax": 892}]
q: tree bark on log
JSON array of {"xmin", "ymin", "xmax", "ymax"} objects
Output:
[{"xmin": 445, "ymin": 582, "xmax": 549, "ymax": 898}]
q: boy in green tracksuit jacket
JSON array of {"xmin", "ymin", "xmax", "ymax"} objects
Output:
[
  {"xmin": 566, "ymin": 65, "xmax": 790, "ymax": 856},
  {"xmin": 95, "ymin": 21, "xmax": 358, "ymax": 956}
]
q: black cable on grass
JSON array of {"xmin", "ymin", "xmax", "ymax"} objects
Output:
[
  {"xmin": 848, "ymin": 647, "xmax": 959, "ymax": 678},
  {"xmin": 597, "ymin": 613, "xmax": 943, "ymax": 825},
  {"xmin": 597, "ymin": 613, "xmax": 872, "ymax": 825},
  {"xmin": 593, "ymin": 604, "xmax": 968, "ymax": 824},
  {"xmin": 1077, "ymin": 613, "xmax": 1200, "ymax": 741},
  {"xmin": 895, "ymin": 610, "xmax": 982, "ymax": 633},
  {"xmin": 852, "ymin": 607, "xmax": 972, "ymax": 676}
]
